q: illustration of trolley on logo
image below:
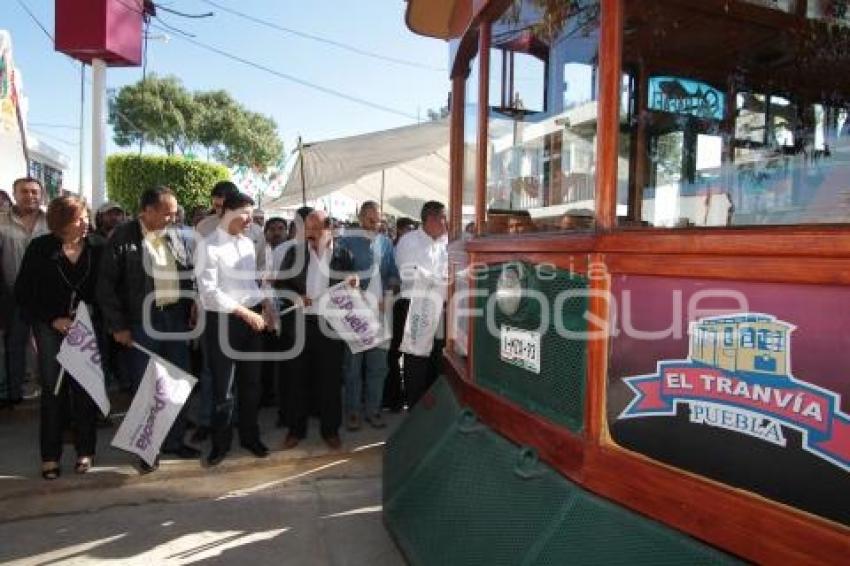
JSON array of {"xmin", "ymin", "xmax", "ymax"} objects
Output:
[{"xmin": 619, "ymin": 313, "xmax": 850, "ymax": 472}]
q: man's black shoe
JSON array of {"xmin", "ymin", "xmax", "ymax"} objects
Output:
[
  {"xmin": 206, "ymin": 447, "xmax": 227, "ymax": 466},
  {"xmin": 138, "ymin": 456, "xmax": 160, "ymax": 474},
  {"xmin": 242, "ymin": 441, "xmax": 269, "ymax": 458},
  {"xmin": 162, "ymin": 444, "xmax": 201, "ymax": 459}
]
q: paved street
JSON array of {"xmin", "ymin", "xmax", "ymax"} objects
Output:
[{"xmin": 0, "ymin": 403, "xmax": 405, "ymax": 565}]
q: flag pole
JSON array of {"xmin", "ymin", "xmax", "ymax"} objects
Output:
[
  {"xmin": 131, "ymin": 341, "xmax": 159, "ymax": 361},
  {"xmin": 54, "ymin": 368, "xmax": 65, "ymax": 396},
  {"xmin": 298, "ymin": 135, "xmax": 307, "ymax": 206}
]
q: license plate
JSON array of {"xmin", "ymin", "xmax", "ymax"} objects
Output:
[{"xmin": 500, "ymin": 326, "xmax": 541, "ymax": 374}]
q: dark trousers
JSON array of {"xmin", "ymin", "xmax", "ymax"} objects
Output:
[
  {"xmin": 125, "ymin": 303, "xmax": 192, "ymax": 452},
  {"xmin": 287, "ymin": 316, "xmax": 344, "ymax": 438},
  {"xmin": 274, "ymin": 333, "xmax": 294, "ymax": 423},
  {"xmin": 260, "ymin": 333, "xmax": 278, "ymax": 407},
  {"xmin": 205, "ymin": 309, "xmax": 263, "ymax": 452},
  {"xmin": 383, "ymin": 298, "xmax": 409, "ymax": 411},
  {"xmin": 34, "ymin": 322, "xmax": 97, "ymax": 462},
  {"xmin": 4, "ymin": 305, "xmax": 31, "ymax": 401},
  {"xmin": 403, "ymin": 337, "xmax": 444, "ymax": 409},
  {"xmin": 403, "ymin": 307, "xmax": 445, "ymax": 409}
]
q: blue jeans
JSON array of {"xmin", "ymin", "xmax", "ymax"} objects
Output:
[
  {"xmin": 123, "ymin": 304, "xmax": 192, "ymax": 452},
  {"xmin": 343, "ymin": 346, "xmax": 388, "ymax": 417}
]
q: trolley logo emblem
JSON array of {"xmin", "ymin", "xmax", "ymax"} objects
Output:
[{"xmin": 619, "ymin": 314, "xmax": 850, "ymax": 472}]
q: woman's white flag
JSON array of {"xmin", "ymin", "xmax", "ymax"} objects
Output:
[
  {"xmin": 56, "ymin": 302, "xmax": 110, "ymax": 416},
  {"xmin": 111, "ymin": 350, "xmax": 197, "ymax": 466},
  {"xmin": 400, "ymin": 270, "xmax": 446, "ymax": 357}
]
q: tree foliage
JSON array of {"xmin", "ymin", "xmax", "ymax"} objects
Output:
[
  {"xmin": 111, "ymin": 75, "xmax": 196, "ymax": 155},
  {"xmin": 106, "ymin": 153, "xmax": 230, "ymax": 213},
  {"xmin": 110, "ymin": 75, "xmax": 283, "ymax": 171}
]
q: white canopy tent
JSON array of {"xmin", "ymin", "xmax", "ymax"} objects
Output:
[{"xmin": 266, "ymin": 119, "xmax": 450, "ymax": 219}]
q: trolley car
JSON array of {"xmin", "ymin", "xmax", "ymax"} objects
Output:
[{"xmin": 384, "ymin": 1, "xmax": 850, "ymax": 563}]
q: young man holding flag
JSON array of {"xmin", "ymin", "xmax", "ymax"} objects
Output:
[{"xmin": 97, "ymin": 187, "xmax": 200, "ymax": 472}]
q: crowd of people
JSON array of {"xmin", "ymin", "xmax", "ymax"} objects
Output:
[{"xmin": 0, "ymin": 176, "xmax": 449, "ymax": 479}]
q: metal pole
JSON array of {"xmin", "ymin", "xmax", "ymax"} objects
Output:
[
  {"xmin": 380, "ymin": 169, "xmax": 385, "ymax": 214},
  {"xmin": 298, "ymin": 136, "xmax": 307, "ymax": 206},
  {"xmin": 139, "ymin": 20, "xmax": 149, "ymax": 156},
  {"xmin": 91, "ymin": 58, "xmax": 107, "ymax": 207},
  {"xmin": 79, "ymin": 62, "xmax": 85, "ymax": 197}
]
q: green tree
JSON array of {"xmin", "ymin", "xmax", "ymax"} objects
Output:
[
  {"xmin": 111, "ymin": 77, "xmax": 284, "ymax": 171},
  {"xmin": 221, "ymin": 110, "xmax": 283, "ymax": 172},
  {"xmin": 110, "ymin": 74, "xmax": 197, "ymax": 155},
  {"xmin": 193, "ymin": 90, "xmax": 241, "ymax": 161}
]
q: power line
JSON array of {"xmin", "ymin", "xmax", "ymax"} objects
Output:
[
  {"xmin": 29, "ymin": 129, "xmax": 77, "ymax": 147},
  {"xmin": 29, "ymin": 122, "xmax": 81, "ymax": 130},
  {"xmin": 157, "ymin": 4, "xmax": 213, "ymax": 18},
  {"xmin": 111, "ymin": 0, "xmax": 421, "ymax": 122},
  {"xmin": 15, "ymin": 0, "xmax": 54, "ymax": 42},
  {"xmin": 199, "ymin": 0, "xmax": 445, "ymax": 72},
  {"xmin": 151, "ymin": 22, "xmax": 419, "ymax": 121}
]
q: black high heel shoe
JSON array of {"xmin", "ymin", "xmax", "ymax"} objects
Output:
[
  {"xmin": 41, "ymin": 463, "xmax": 61, "ymax": 480},
  {"xmin": 75, "ymin": 456, "xmax": 93, "ymax": 474}
]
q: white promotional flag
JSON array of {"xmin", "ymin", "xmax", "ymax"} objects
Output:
[
  {"xmin": 318, "ymin": 281, "xmax": 388, "ymax": 354},
  {"xmin": 111, "ymin": 352, "xmax": 197, "ymax": 466},
  {"xmin": 56, "ymin": 302, "xmax": 110, "ymax": 416},
  {"xmin": 400, "ymin": 270, "xmax": 445, "ymax": 357}
]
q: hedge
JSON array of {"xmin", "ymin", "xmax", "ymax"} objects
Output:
[{"xmin": 106, "ymin": 154, "xmax": 230, "ymax": 213}]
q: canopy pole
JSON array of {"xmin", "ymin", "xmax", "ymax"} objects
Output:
[
  {"xmin": 78, "ymin": 62, "xmax": 85, "ymax": 198},
  {"xmin": 298, "ymin": 135, "xmax": 307, "ymax": 206},
  {"xmin": 91, "ymin": 58, "xmax": 107, "ymax": 208},
  {"xmin": 380, "ymin": 169, "xmax": 385, "ymax": 215}
]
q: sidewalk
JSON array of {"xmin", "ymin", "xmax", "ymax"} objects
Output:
[{"xmin": 0, "ymin": 398, "xmax": 403, "ymax": 519}]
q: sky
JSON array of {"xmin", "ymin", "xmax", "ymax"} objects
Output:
[{"xmin": 4, "ymin": 0, "xmax": 450, "ymax": 194}]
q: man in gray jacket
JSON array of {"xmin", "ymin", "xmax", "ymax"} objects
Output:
[{"xmin": 0, "ymin": 177, "xmax": 48, "ymax": 408}]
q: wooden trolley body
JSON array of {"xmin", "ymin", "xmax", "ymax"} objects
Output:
[{"xmin": 399, "ymin": 1, "xmax": 850, "ymax": 562}]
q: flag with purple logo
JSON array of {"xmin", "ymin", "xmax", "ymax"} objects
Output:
[
  {"xmin": 319, "ymin": 281, "xmax": 388, "ymax": 354},
  {"xmin": 56, "ymin": 302, "xmax": 110, "ymax": 416},
  {"xmin": 400, "ymin": 270, "xmax": 445, "ymax": 357},
  {"xmin": 111, "ymin": 355, "xmax": 197, "ymax": 466}
]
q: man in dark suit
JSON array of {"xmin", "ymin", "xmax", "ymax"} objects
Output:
[
  {"xmin": 276, "ymin": 210, "xmax": 354, "ymax": 450},
  {"xmin": 97, "ymin": 186, "xmax": 200, "ymax": 471}
]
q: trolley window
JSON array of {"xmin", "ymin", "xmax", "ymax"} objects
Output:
[
  {"xmin": 480, "ymin": 0, "xmax": 601, "ymax": 235},
  {"xmin": 618, "ymin": 0, "xmax": 850, "ymax": 227}
]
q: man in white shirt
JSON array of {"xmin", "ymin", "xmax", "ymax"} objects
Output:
[
  {"xmin": 256, "ymin": 216, "xmax": 287, "ymax": 410},
  {"xmin": 191, "ymin": 180, "xmax": 238, "ymax": 441},
  {"xmin": 195, "ymin": 192, "xmax": 270, "ymax": 466},
  {"xmin": 264, "ymin": 207, "xmax": 311, "ymax": 429},
  {"xmin": 248, "ymin": 208, "xmax": 266, "ymax": 247},
  {"xmin": 276, "ymin": 210, "xmax": 354, "ymax": 450},
  {"xmin": 194, "ymin": 181, "xmax": 239, "ymax": 238},
  {"xmin": 394, "ymin": 201, "xmax": 449, "ymax": 408}
]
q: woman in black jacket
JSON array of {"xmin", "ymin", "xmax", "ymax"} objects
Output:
[{"xmin": 15, "ymin": 196, "xmax": 103, "ymax": 480}]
